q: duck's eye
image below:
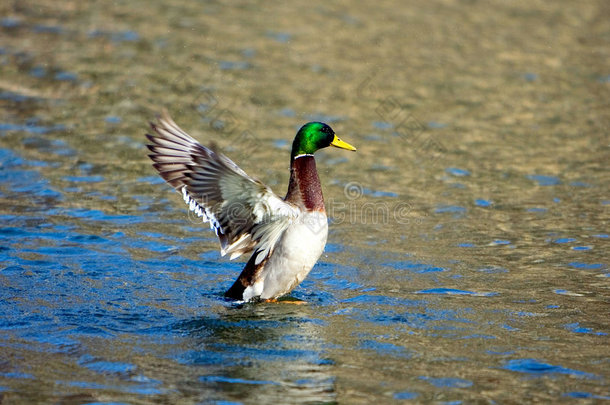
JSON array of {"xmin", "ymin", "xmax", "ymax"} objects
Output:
[{"xmin": 321, "ymin": 125, "xmax": 333, "ymax": 135}]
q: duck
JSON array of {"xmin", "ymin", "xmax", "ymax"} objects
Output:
[{"xmin": 146, "ymin": 111, "xmax": 356, "ymax": 302}]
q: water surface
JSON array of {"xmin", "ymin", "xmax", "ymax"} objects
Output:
[{"xmin": 0, "ymin": 0, "xmax": 608, "ymax": 403}]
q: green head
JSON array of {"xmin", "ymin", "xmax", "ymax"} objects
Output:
[{"xmin": 291, "ymin": 122, "xmax": 356, "ymax": 160}]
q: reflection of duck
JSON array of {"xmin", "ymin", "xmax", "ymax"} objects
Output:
[
  {"xmin": 173, "ymin": 304, "xmax": 337, "ymax": 403},
  {"xmin": 146, "ymin": 112, "xmax": 356, "ymax": 302}
]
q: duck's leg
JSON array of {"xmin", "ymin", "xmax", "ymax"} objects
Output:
[{"xmin": 225, "ymin": 252, "xmax": 267, "ymax": 300}]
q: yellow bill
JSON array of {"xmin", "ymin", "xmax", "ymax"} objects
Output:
[{"xmin": 330, "ymin": 135, "xmax": 357, "ymax": 151}]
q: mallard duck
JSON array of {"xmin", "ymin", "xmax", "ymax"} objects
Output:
[{"xmin": 146, "ymin": 112, "xmax": 356, "ymax": 302}]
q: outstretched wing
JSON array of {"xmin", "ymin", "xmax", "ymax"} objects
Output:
[{"xmin": 146, "ymin": 111, "xmax": 297, "ymax": 261}]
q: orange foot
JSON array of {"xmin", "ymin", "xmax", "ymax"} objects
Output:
[{"xmin": 262, "ymin": 298, "xmax": 307, "ymax": 305}]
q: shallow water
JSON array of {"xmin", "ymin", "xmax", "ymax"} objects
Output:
[{"xmin": 1, "ymin": 0, "xmax": 608, "ymax": 403}]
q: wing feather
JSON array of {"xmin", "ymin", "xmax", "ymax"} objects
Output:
[{"xmin": 146, "ymin": 111, "xmax": 297, "ymax": 259}]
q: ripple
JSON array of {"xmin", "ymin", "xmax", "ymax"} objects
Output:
[
  {"xmin": 435, "ymin": 205, "xmax": 467, "ymax": 215},
  {"xmin": 553, "ymin": 289, "xmax": 583, "ymax": 296},
  {"xmin": 477, "ymin": 266, "xmax": 509, "ymax": 273},
  {"xmin": 266, "ymin": 31, "xmax": 292, "ymax": 43},
  {"xmin": 359, "ymin": 339, "xmax": 414, "ymax": 358},
  {"xmin": 553, "ymin": 238, "xmax": 576, "ymax": 244},
  {"xmin": 445, "ymin": 167, "xmax": 470, "ymax": 177},
  {"xmin": 277, "ymin": 107, "xmax": 295, "ymax": 117},
  {"xmin": 219, "ymin": 61, "xmax": 251, "ymax": 70},
  {"xmin": 427, "ymin": 121, "xmax": 447, "ymax": 129},
  {"xmin": 564, "ymin": 392, "xmax": 610, "ymax": 400},
  {"xmin": 272, "ymin": 139, "xmax": 289, "ymax": 149},
  {"xmin": 567, "ymin": 262, "xmax": 604, "ymax": 270},
  {"xmin": 105, "ymin": 116, "xmax": 122, "ymax": 124},
  {"xmin": 303, "ymin": 113, "xmax": 345, "ymax": 123},
  {"xmin": 475, "ymin": 199, "xmax": 493, "ymax": 207},
  {"xmin": 502, "ymin": 359, "xmax": 597, "ymax": 379},
  {"xmin": 569, "ymin": 181, "xmax": 590, "ymax": 187},
  {"xmin": 0, "ymin": 122, "xmax": 66, "ymax": 134},
  {"xmin": 564, "ymin": 322, "xmax": 607, "ymax": 336},
  {"xmin": 28, "ymin": 66, "xmax": 46, "ymax": 77},
  {"xmin": 361, "ymin": 187, "xmax": 397, "ymax": 197},
  {"xmin": 382, "ymin": 261, "xmax": 446, "ymax": 273},
  {"xmin": 0, "ymin": 91, "xmax": 42, "ymax": 103},
  {"xmin": 341, "ymin": 294, "xmax": 425, "ymax": 307},
  {"xmin": 63, "ymin": 175, "xmax": 104, "ymax": 183},
  {"xmin": 527, "ymin": 207, "xmax": 547, "ymax": 213},
  {"xmin": 54, "ymin": 71, "xmax": 78, "ymax": 82},
  {"xmin": 415, "ymin": 288, "xmax": 497, "ymax": 297},
  {"xmin": 457, "ymin": 242, "xmax": 475, "ymax": 248},
  {"xmin": 89, "ymin": 29, "xmax": 140, "ymax": 42},
  {"xmin": 526, "ymin": 174, "xmax": 561, "ymax": 186},
  {"xmin": 419, "ymin": 376, "xmax": 473, "ymax": 388},
  {"xmin": 32, "ymin": 24, "xmax": 63, "ymax": 34},
  {"xmin": 523, "ymin": 72, "xmax": 538, "ymax": 82},
  {"xmin": 372, "ymin": 121, "xmax": 393, "ymax": 130},
  {"xmin": 0, "ymin": 18, "xmax": 20, "ymax": 28},
  {"xmin": 489, "ymin": 240, "xmax": 511, "ymax": 246},
  {"xmin": 82, "ymin": 360, "xmax": 137, "ymax": 375},
  {"xmin": 394, "ymin": 391, "xmax": 419, "ymax": 400},
  {"xmin": 200, "ymin": 375, "xmax": 280, "ymax": 385}
]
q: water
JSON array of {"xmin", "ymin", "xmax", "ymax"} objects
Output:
[{"xmin": 1, "ymin": 0, "xmax": 608, "ymax": 403}]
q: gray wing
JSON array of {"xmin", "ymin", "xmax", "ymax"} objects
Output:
[{"xmin": 146, "ymin": 111, "xmax": 297, "ymax": 261}]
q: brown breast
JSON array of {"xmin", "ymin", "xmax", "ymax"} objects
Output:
[{"xmin": 284, "ymin": 155, "xmax": 325, "ymax": 212}]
